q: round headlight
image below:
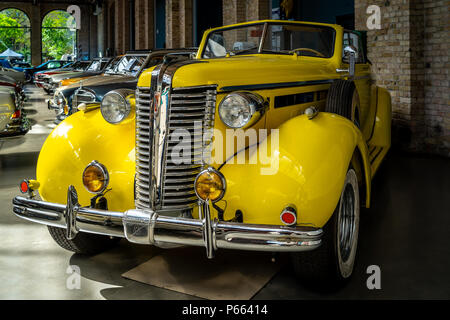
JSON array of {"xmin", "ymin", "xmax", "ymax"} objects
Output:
[
  {"xmin": 82, "ymin": 161, "xmax": 109, "ymax": 194},
  {"xmin": 101, "ymin": 90, "xmax": 133, "ymax": 124},
  {"xmin": 218, "ymin": 92, "xmax": 266, "ymax": 129},
  {"xmin": 194, "ymin": 167, "xmax": 226, "ymax": 203}
]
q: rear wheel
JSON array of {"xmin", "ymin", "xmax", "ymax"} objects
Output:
[
  {"xmin": 291, "ymin": 168, "xmax": 360, "ymax": 285},
  {"xmin": 48, "ymin": 226, "xmax": 120, "ymax": 255}
]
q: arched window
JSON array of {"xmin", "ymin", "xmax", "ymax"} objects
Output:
[
  {"xmin": 41, "ymin": 10, "xmax": 77, "ymax": 62},
  {"xmin": 0, "ymin": 8, "xmax": 31, "ymax": 62}
]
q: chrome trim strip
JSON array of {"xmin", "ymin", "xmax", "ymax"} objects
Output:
[{"xmin": 219, "ymin": 79, "xmax": 335, "ymax": 92}]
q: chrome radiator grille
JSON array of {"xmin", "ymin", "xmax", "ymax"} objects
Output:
[
  {"xmin": 72, "ymin": 88, "xmax": 95, "ymax": 108},
  {"xmin": 135, "ymin": 85, "xmax": 217, "ymax": 211}
]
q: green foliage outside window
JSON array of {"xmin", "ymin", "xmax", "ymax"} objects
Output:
[
  {"xmin": 42, "ymin": 10, "xmax": 76, "ymax": 62},
  {"xmin": 0, "ymin": 9, "xmax": 76, "ymax": 64},
  {"xmin": 0, "ymin": 9, "xmax": 31, "ymax": 61}
]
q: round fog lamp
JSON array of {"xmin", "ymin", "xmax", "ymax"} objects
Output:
[
  {"xmin": 82, "ymin": 161, "xmax": 109, "ymax": 194},
  {"xmin": 194, "ymin": 168, "xmax": 226, "ymax": 202}
]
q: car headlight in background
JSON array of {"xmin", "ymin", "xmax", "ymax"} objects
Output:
[
  {"xmin": 218, "ymin": 92, "xmax": 267, "ymax": 129},
  {"xmin": 54, "ymin": 91, "xmax": 66, "ymax": 108},
  {"xmin": 100, "ymin": 89, "xmax": 135, "ymax": 124}
]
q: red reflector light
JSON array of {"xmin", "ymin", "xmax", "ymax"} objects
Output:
[
  {"xmin": 20, "ymin": 180, "xmax": 29, "ymax": 193},
  {"xmin": 280, "ymin": 207, "xmax": 297, "ymax": 226},
  {"xmin": 12, "ymin": 110, "xmax": 21, "ymax": 119}
]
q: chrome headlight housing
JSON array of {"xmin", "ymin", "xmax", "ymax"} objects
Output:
[
  {"xmin": 54, "ymin": 91, "xmax": 66, "ymax": 108},
  {"xmin": 100, "ymin": 89, "xmax": 134, "ymax": 124},
  {"xmin": 218, "ymin": 92, "xmax": 267, "ymax": 129}
]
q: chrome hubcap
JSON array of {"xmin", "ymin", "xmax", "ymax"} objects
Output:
[
  {"xmin": 339, "ymin": 183, "xmax": 355, "ymax": 262},
  {"xmin": 337, "ymin": 169, "xmax": 359, "ymax": 278}
]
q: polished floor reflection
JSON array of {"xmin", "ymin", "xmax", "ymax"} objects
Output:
[{"xmin": 0, "ymin": 85, "xmax": 449, "ymax": 299}]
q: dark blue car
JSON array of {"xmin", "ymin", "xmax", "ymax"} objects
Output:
[{"xmin": 0, "ymin": 59, "xmax": 26, "ymax": 72}]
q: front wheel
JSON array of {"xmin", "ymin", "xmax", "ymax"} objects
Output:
[
  {"xmin": 291, "ymin": 167, "xmax": 360, "ymax": 285},
  {"xmin": 48, "ymin": 226, "xmax": 120, "ymax": 255}
]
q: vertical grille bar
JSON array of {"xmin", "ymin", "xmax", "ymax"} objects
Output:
[{"xmin": 135, "ymin": 87, "xmax": 153, "ymax": 209}]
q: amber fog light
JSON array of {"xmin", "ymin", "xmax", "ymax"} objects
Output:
[
  {"xmin": 82, "ymin": 160, "xmax": 109, "ymax": 194},
  {"xmin": 194, "ymin": 167, "xmax": 226, "ymax": 203}
]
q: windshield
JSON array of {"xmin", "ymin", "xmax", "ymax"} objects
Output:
[
  {"xmin": 86, "ymin": 60, "xmax": 109, "ymax": 71},
  {"xmin": 62, "ymin": 62, "xmax": 74, "ymax": 68},
  {"xmin": 105, "ymin": 55, "xmax": 146, "ymax": 76},
  {"xmin": 202, "ymin": 22, "xmax": 335, "ymax": 59},
  {"xmin": 73, "ymin": 61, "xmax": 91, "ymax": 71}
]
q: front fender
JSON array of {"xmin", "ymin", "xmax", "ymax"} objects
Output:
[
  {"xmin": 36, "ymin": 109, "xmax": 135, "ymax": 212},
  {"xmin": 220, "ymin": 112, "xmax": 371, "ymax": 228}
]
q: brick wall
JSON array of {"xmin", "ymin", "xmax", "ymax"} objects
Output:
[
  {"xmin": 135, "ymin": 0, "xmax": 154, "ymax": 49},
  {"xmin": 355, "ymin": 0, "xmax": 449, "ymax": 156},
  {"xmin": 422, "ymin": 0, "xmax": 449, "ymax": 155}
]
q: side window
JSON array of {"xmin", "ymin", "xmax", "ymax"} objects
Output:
[
  {"xmin": 47, "ymin": 62, "xmax": 57, "ymax": 69},
  {"xmin": 343, "ymin": 32, "xmax": 365, "ymax": 64}
]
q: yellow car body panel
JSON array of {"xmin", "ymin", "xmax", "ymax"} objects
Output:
[
  {"xmin": 37, "ymin": 109, "xmax": 136, "ymax": 212},
  {"xmin": 219, "ymin": 112, "xmax": 371, "ymax": 228}
]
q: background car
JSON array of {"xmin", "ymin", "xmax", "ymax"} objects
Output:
[
  {"xmin": 0, "ymin": 65, "xmax": 26, "ymax": 84},
  {"xmin": 0, "ymin": 59, "xmax": 27, "ymax": 72},
  {"xmin": 50, "ymin": 49, "xmax": 196, "ymax": 123},
  {"xmin": 0, "ymin": 85, "xmax": 30, "ymax": 137},
  {"xmin": 34, "ymin": 61, "xmax": 79, "ymax": 88},
  {"xmin": 43, "ymin": 57, "xmax": 112, "ymax": 94},
  {"xmin": 23, "ymin": 60, "xmax": 69, "ymax": 83}
]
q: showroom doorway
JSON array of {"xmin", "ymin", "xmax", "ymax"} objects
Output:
[
  {"xmin": 272, "ymin": 0, "xmax": 355, "ymax": 30},
  {"xmin": 193, "ymin": 0, "xmax": 223, "ymax": 46},
  {"xmin": 154, "ymin": 0, "xmax": 166, "ymax": 48}
]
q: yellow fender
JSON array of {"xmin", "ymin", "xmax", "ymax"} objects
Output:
[
  {"xmin": 36, "ymin": 109, "xmax": 136, "ymax": 212},
  {"xmin": 219, "ymin": 112, "xmax": 371, "ymax": 228}
]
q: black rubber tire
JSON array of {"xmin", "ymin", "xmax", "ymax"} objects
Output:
[
  {"xmin": 48, "ymin": 226, "xmax": 120, "ymax": 255},
  {"xmin": 325, "ymin": 80, "xmax": 360, "ymax": 127},
  {"xmin": 290, "ymin": 168, "xmax": 360, "ymax": 287}
]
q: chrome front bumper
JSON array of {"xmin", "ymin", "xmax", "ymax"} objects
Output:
[{"xmin": 12, "ymin": 186, "xmax": 322, "ymax": 258}]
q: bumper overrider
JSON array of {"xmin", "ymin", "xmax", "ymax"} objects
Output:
[{"xmin": 12, "ymin": 185, "xmax": 323, "ymax": 258}]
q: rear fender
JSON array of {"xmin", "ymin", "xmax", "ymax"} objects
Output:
[{"xmin": 219, "ymin": 112, "xmax": 371, "ymax": 228}]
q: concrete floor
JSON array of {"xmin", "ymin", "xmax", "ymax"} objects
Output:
[{"xmin": 0, "ymin": 85, "xmax": 449, "ymax": 300}]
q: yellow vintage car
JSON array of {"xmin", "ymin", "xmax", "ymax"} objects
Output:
[{"xmin": 13, "ymin": 20, "xmax": 391, "ymax": 284}]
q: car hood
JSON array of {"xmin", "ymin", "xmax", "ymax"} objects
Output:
[
  {"xmin": 59, "ymin": 74, "xmax": 137, "ymax": 106},
  {"xmin": 50, "ymin": 71, "xmax": 85, "ymax": 81},
  {"xmin": 55, "ymin": 71, "xmax": 102, "ymax": 81},
  {"xmin": 167, "ymin": 55, "xmax": 339, "ymax": 90}
]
